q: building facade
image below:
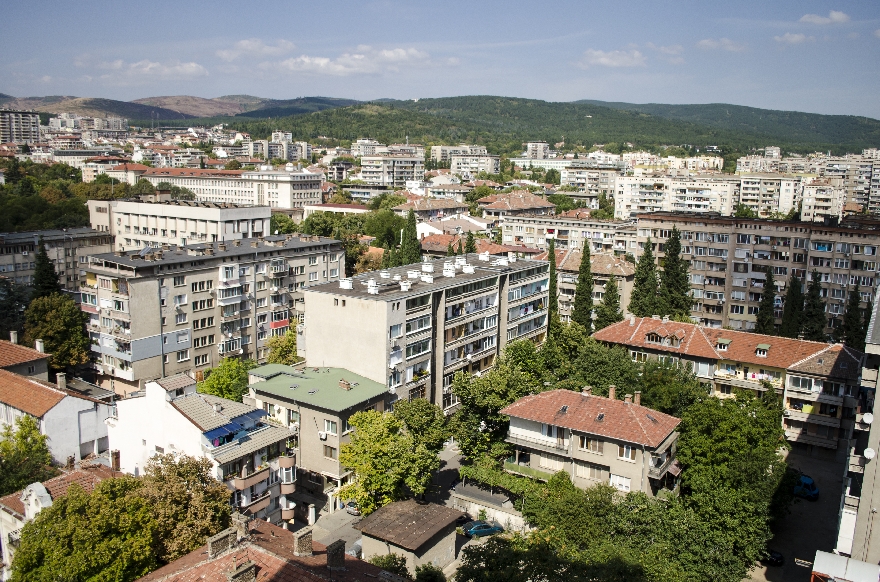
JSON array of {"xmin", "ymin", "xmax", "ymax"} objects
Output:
[
  {"xmin": 0, "ymin": 110, "xmax": 40, "ymax": 144},
  {"xmin": 0, "ymin": 228, "xmax": 113, "ymax": 290},
  {"xmin": 501, "ymin": 214, "xmax": 636, "ymax": 255},
  {"xmin": 80, "ymin": 235, "xmax": 343, "ymax": 394},
  {"xmin": 360, "ymin": 155, "xmax": 425, "ymax": 188},
  {"xmin": 449, "ymin": 154, "xmax": 501, "ymax": 176},
  {"xmin": 430, "ymin": 145, "xmax": 488, "ymax": 163},
  {"xmin": 302, "ymin": 254, "xmax": 550, "ymax": 414}
]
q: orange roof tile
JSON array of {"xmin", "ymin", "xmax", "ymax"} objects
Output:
[
  {"xmin": 477, "ymin": 190, "xmax": 555, "ymax": 211},
  {"xmin": 0, "ymin": 370, "xmax": 65, "ymax": 417},
  {"xmin": 0, "ymin": 464, "xmax": 121, "ymax": 519},
  {"xmin": 534, "ymin": 249, "xmax": 634, "ymax": 277},
  {"xmin": 0, "ymin": 340, "xmax": 49, "ymax": 368}
]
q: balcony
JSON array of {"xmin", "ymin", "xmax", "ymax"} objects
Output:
[
  {"xmin": 281, "ymin": 507, "xmax": 296, "ymax": 520},
  {"xmin": 861, "ymin": 368, "xmax": 878, "ymax": 388},
  {"xmin": 849, "ymin": 452, "xmax": 866, "ymax": 474},
  {"xmin": 279, "ymin": 455, "xmax": 295, "ymax": 469},
  {"xmin": 784, "ymin": 429, "xmax": 839, "ymax": 449},
  {"xmin": 231, "ymin": 467, "xmax": 270, "ymax": 490},
  {"xmin": 505, "ymin": 432, "xmax": 569, "ymax": 454},
  {"xmin": 240, "ymin": 491, "xmax": 271, "ymax": 514},
  {"xmin": 503, "ymin": 461, "xmax": 555, "ymax": 481},
  {"xmin": 783, "ymin": 409, "xmax": 840, "ymax": 427},
  {"xmin": 220, "ymin": 312, "xmax": 240, "ymax": 323},
  {"xmin": 648, "ymin": 455, "xmax": 675, "ymax": 479}
]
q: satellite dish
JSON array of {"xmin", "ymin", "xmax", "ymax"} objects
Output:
[
  {"xmin": 865, "ymin": 413, "xmax": 875, "ymax": 425},
  {"xmin": 865, "ymin": 448, "xmax": 876, "ymax": 460}
]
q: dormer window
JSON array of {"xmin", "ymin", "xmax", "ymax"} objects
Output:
[
  {"xmin": 717, "ymin": 338, "xmax": 730, "ymax": 351},
  {"xmin": 756, "ymin": 343, "xmax": 770, "ymax": 358},
  {"xmin": 646, "ymin": 333, "xmax": 662, "ymax": 345}
]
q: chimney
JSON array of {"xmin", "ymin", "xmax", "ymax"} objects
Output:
[
  {"xmin": 582, "ymin": 386, "xmax": 592, "ymax": 395},
  {"xmin": 35, "ymin": 339, "xmax": 45, "ymax": 353},
  {"xmin": 634, "ymin": 391, "xmax": 641, "ymax": 406},
  {"xmin": 207, "ymin": 527, "xmax": 237, "ymax": 558},
  {"xmin": 608, "ymin": 385, "xmax": 616, "ymax": 400},
  {"xmin": 326, "ymin": 539, "xmax": 347, "ymax": 571},
  {"xmin": 338, "ymin": 379, "xmax": 351, "ymax": 390},
  {"xmin": 57, "ymin": 372, "xmax": 66, "ymax": 391},
  {"xmin": 624, "ymin": 394, "xmax": 632, "ymax": 404},
  {"xmin": 629, "ymin": 314, "xmax": 636, "ymax": 326},
  {"xmin": 213, "ymin": 402, "xmax": 222, "ymax": 412},
  {"xmin": 293, "ymin": 527, "xmax": 313, "ymax": 557},
  {"xmin": 651, "ymin": 314, "xmax": 660, "ymax": 320},
  {"xmin": 9, "ymin": 331, "xmax": 17, "ymax": 344},
  {"xmin": 662, "ymin": 315, "xmax": 669, "ymax": 323},
  {"xmin": 231, "ymin": 512, "xmax": 250, "ymax": 540},
  {"xmin": 218, "ymin": 243, "xmax": 227, "ymax": 251},
  {"xmin": 111, "ymin": 450, "xmax": 120, "ymax": 471},
  {"xmin": 226, "ymin": 560, "xmax": 256, "ymax": 582},
  {"xmin": 66, "ymin": 455, "xmax": 75, "ymax": 469}
]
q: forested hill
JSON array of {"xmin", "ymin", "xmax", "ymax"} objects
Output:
[
  {"xmin": 575, "ymin": 99, "xmax": 880, "ymax": 148},
  {"xmin": 219, "ymin": 96, "xmax": 880, "ymax": 155}
]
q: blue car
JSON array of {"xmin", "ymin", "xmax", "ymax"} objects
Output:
[
  {"xmin": 462, "ymin": 521, "xmax": 504, "ymax": 538},
  {"xmin": 794, "ymin": 475, "xmax": 819, "ymax": 500}
]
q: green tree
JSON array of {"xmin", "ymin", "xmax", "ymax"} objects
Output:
[
  {"xmin": 197, "ymin": 357, "xmax": 257, "ymax": 402},
  {"xmin": 23, "ymin": 294, "xmax": 90, "ymax": 372},
  {"xmin": 266, "ymin": 331, "xmax": 300, "ymax": 365},
  {"xmin": 337, "ymin": 411, "xmax": 440, "ymax": 514},
  {"xmin": 629, "ymin": 239, "xmax": 659, "ymax": 317},
  {"xmin": 139, "ymin": 454, "xmax": 232, "ymax": 563},
  {"xmin": 572, "ymin": 338, "xmax": 641, "ymax": 396},
  {"xmin": 547, "ymin": 238, "xmax": 558, "ymax": 327},
  {"xmin": 130, "ymin": 179, "xmax": 156, "ymax": 197},
  {"xmin": 416, "ymin": 563, "xmax": 446, "ymax": 582},
  {"xmin": 547, "ymin": 193, "xmax": 576, "ymax": 213},
  {"xmin": 734, "ymin": 203, "xmax": 758, "ymax": 218},
  {"xmin": 10, "ymin": 477, "xmax": 159, "ymax": 582},
  {"xmin": 465, "ymin": 231, "xmax": 477, "ymax": 254},
  {"xmin": 779, "ymin": 275, "xmax": 804, "ymax": 338},
  {"xmin": 638, "ymin": 361, "xmax": 706, "ymax": 417},
  {"xmin": 447, "ymin": 242, "xmax": 455, "ymax": 256},
  {"xmin": 364, "ymin": 209, "xmax": 406, "ymax": 249},
  {"xmin": 0, "ymin": 278, "xmax": 30, "ymax": 341},
  {"xmin": 570, "ymin": 244, "xmax": 594, "ymax": 331},
  {"xmin": 399, "ymin": 210, "xmax": 421, "ymax": 265},
  {"xmin": 32, "ymin": 237, "xmax": 61, "ymax": 300},
  {"xmin": 393, "ymin": 398, "xmax": 450, "ymax": 453},
  {"xmin": 544, "ymin": 168, "xmax": 561, "ymax": 185},
  {"xmin": 802, "ymin": 270, "xmax": 827, "ymax": 341},
  {"xmin": 270, "ymin": 213, "xmax": 298, "ymax": 235},
  {"xmin": 224, "ymin": 159, "xmax": 242, "ymax": 170},
  {"xmin": 457, "ymin": 239, "xmax": 463, "ymax": 255},
  {"xmin": 659, "ymin": 227, "xmax": 691, "ymax": 318},
  {"xmin": 754, "ymin": 270, "xmax": 776, "ymax": 335},
  {"xmin": 367, "ymin": 193, "xmax": 408, "ymax": 211},
  {"xmin": 0, "ymin": 415, "xmax": 58, "ymax": 496},
  {"xmin": 493, "ymin": 228, "xmax": 502, "ymax": 245},
  {"xmin": 594, "ymin": 275, "xmax": 623, "ymax": 331},
  {"xmin": 369, "ymin": 554, "xmax": 412, "ymax": 579},
  {"xmin": 839, "ymin": 284, "xmax": 866, "ymax": 351}
]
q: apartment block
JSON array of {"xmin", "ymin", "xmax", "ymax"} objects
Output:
[
  {"xmin": 594, "ymin": 316, "xmax": 863, "ymax": 454},
  {"xmin": 351, "ymin": 139, "xmax": 385, "ymax": 157},
  {"xmin": 501, "ymin": 388, "xmax": 680, "ymax": 495},
  {"xmin": 0, "ymin": 110, "xmax": 40, "ymax": 144},
  {"xmin": 449, "ymin": 154, "xmax": 500, "ymax": 176},
  {"xmin": 738, "ymin": 174, "xmax": 803, "ymax": 218},
  {"xmin": 525, "ymin": 142, "xmax": 550, "ymax": 159},
  {"xmin": 302, "ymin": 254, "xmax": 550, "ymax": 413},
  {"xmin": 430, "ymin": 145, "xmax": 488, "ymax": 163},
  {"xmin": 614, "ymin": 175, "xmax": 738, "ymax": 219},
  {"xmin": 636, "ymin": 212, "xmax": 880, "ymax": 336},
  {"xmin": 247, "ymin": 364, "xmax": 391, "ymax": 519},
  {"xmin": 80, "ymin": 235, "xmax": 344, "ymax": 394},
  {"xmin": 801, "ymin": 179, "xmax": 845, "ymax": 223},
  {"xmin": 559, "ymin": 168, "xmax": 618, "ymax": 208},
  {"xmin": 392, "ymin": 199, "xmax": 469, "ymax": 221},
  {"xmin": 140, "ymin": 167, "xmax": 323, "ymax": 209},
  {"xmin": 0, "ymin": 228, "xmax": 113, "ymax": 289},
  {"xmin": 360, "ymin": 155, "xmax": 425, "ymax": 188},
  {"xmin": 501, "ymin": 214, "xmax": 636, "ymax": 255},
  {"xmin": 477, "ymin": 191, "xmax": 556, "ymax": 220},
  {"xmin": 87, "ymin": 198, "xmax": 271, "ymax": 251}
]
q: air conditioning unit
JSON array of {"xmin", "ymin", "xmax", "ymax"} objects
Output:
[
  {"xmin": 21, "ymin": 251, "xmax": 28, "ymax": 256},
  {"xmin": 318, "ymin": 431, "xmax": 327, "ymax": 441},
  {"xmin": 783, "ymin": 410, "xmax": 791, "ymax": 417},
  {"xmin": 271, "ymin": 286, "xmax": 278, "ymax": 292}
]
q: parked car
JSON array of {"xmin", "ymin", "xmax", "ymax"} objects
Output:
[
  {"xmin": 462, "ymin": 521, "xmax": 504, "ymax": 538},
  {"xmin": 456, "ymin": 513, "xmax": 472, "ymax": 526},
  {"xmin": 345, "ymin": 501, "xmax": 361, "ymax": 515},
  {"xmin": 761, "ymin": 550, "xmax": 785, "ymax": 567},
  {"xmin": 794, "ymin": 475, "xmax": 819, "ymax": 500}
]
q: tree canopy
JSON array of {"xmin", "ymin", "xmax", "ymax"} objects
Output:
[
  {"xmin": 629, "ymin": 239, "xmax": 659, "ymax": 317},
  {"xmin": 32, "ymin": 238, "xmax": 61, "ymax": 300},
  {"xmin": 594, "ymin": 275, "xmax": 623, "ymax": 331},
  {"xmin": 23, "ymin": 293, "xmax": 90, "ymax": 371},
  {"xmin": 0, "ymin": 415, "xmax": 58, "ymax": 496},
  {"xmin": 658, "ymin": 227, "xmax": 691, "ymax": 318},
  {"xmin": 779, "ymin": 275, "xmax": 804, "ymax": 338},
  {"xmin": 802, "ymin": 270, "xmax": 827, "ymax": 341},
  {"xmin": 266, "ymin": 331, "xmax": 300, "ymax": 365},
  {"xmin": 754, "ymin": 270, "xmax": 776, "ymax": 335},
  {"xmin": 197, "ymin": 357, "xmax": 257, "ymax": 402},
  {"xmin": 570, "ymin": 244, "xmax": 593, "ymax": 331}
]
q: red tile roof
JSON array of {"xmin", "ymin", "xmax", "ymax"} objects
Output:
[
  {"xmin": 0, "ymin": 464, "xmax": 121, "ymax": 519},
  {"xmin": 592, "ymin": 317, "xmax": 856, "ymax": 373},
  {"xmin": 419, "ymin": 234, "xmax": 528, "ymax": 256},
  {"xmin": 558, "ymin": 209, "xmax": 593, "ymax": 219},
  {"xmin": 309, "ymin": 203, "xmax": 368, "ymax": 210},
  {"xmin": 535, "ymin": 249, "xmax": 634, "ymax": 277},
  {"xmin": 393, "ymin": 198, "xmax": 468, "ymax": 212},
  {"xmin": 501, "ymin": 389, "xmax": 679, "ymax": 448},
  {"xmin": 0, "ymin": 340, "xmax": 49, "ymax": 368},
  {"xmin": 0, "ymin": 369, "xmax": 65, "ymax": 417},
  {"xmin": 108, "ymin": 163, "xmax": 152, "ymax": 172},
  {"xmin": 143, "ymin": 168, "xmax": 243, "ymax": 178},
  {"xmin": 138, "ymin": 519, "xmax": 383, "ymax": 582},
  {"xmin": 477, "ymin": 190, "xmax": 555, "ymax": 211}
]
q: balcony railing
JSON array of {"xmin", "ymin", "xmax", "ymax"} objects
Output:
[
  {"xmin": 239, "ymin": 490, "xmax": 271, "ymax": 514},
  {"xmin": 503, "ymin": 461, "xmax": 555, "ymax": 481},
  {"xmin": 506, "ymin": 432, "xmax": 569, "ymax": 453},
  {"xmin": 231, "ymin": 466, "xmax": 270, "ymax": 490},
  {"xmin": 648, "ymin": 455, "xmax": 675, "ymax": 479}
]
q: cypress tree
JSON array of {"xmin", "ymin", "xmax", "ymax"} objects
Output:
[
  {"xmin": 465, "ymin": 231, "xmax": 477, "ymax": 254},
  {"xmin": 548, "ymin": 238, "xmax": 558, "ymax": 324},
  {"xmin": 594, "ymin": 275, "xmax": 624, "ymax": 331},
  {"xmin": 862, "ymin": 301, "xmax": 874, "ymax": 349},
  {"xmin": 399, "ymin": 210, "xmax": 421, "ymax": 265},
  {"xmin": 493, "ymin": 229, "xmax": 502, "ymax": 245},
  {"xmin": 570, "ymin": 244, "xmax": 594, "ymax": 331},
  {"xmin": 755, "ymin": 270, "xmax": 776, "ymax": 335},
  {"xmin": 780, "ymin": 275, "xmax": 804, "ymax": 338},
  {"xmin": 840, "ymin": 284, "xmax": 866, "ymax": 351},
  {"xmin": 32, "ymin": 237, "xmax": 61, "ymax": 300},
  {"xmin": 802, "ymin": 270, "xmax": 827, "ymax": 342},
  {"xmin": 446, "ymin": 242, "xmax": 455, "ymax": 257},
  {"xmin": 629, "ymin": 238, "xmax": 659, "ymax": 317},
  {"xmin": 456, "ymin": 239, "xmax": 463, "ymax": 255},
  {"xmin": 659, "ymin": 226, "xmax": 691, "ymax": 318}
]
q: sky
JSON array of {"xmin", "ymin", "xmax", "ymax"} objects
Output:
[{"xmin": 3, "ymin": 0, "xmax": 880, "ymax": 118}]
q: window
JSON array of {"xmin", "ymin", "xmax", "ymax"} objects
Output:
[
  {"xmin": 406, "ymin": 314, "xmax": 431, "ymax": 334},
  {"xmin": 324, "ymin": 420, "xmax": 338, "ymax": 435},
  {"xmin": 579, "ymin": 436, "xmax": 603, "ymax": 453},
  {"xmin": 174, "ymin": 294, "xmax": 187, "ymax": 305},
  {"xmin": 329, "ymin": 268, "xmax": 338, "ymax": 278},
  {"xmin": 173, "ymin": 275, "xmax": 185, "ymax": 287},
  {"xmin": 175, "ymin": 313, "xmax": 187, "ymax": 324},
  {"xmin": 618, "ymin": 444, "xmax": 636, "ymax": 461},
  {"xmin": 789, "ymin": 376, "xmax": 814, "ymax": 392},
  {"xmin": 193, "ymin": 317, "xmax": 215, "ymax": 330},
  {"xmin": 309, "ymin": 256, "xmax": 317, "ymax": 266},
  {"xmin": 406, "ymin": 338, "xmax": 430, "ymax": 359},
  {"xmin": 308, "ymin": 271, "xmax": 318, "ymax": 282},
  {"xmin": 323, "ymin": 445, "xmax": 337, "ymax": 460},
  {"xmin": 389, "ymin": 324, "xmax": 403, "ymax": 339},
  {"xmin": 191, "ymin": 280, "xmax": 213, "ymax": 293},
  {"xmin": 609, "ymin": 474, "xmax": 631, "ymax": 492},
  {"xmin": 223, "ymin": 266, "xmax": 236, "ymax": 279},
  {"xmin": 538, "ymin": 453, "xmax": 565, "ymax": 471},
  {"xmin": 575, "ymin": 461, "xmax": 605, "ymax": 481},
  {"xmin": 195, "ymin": 354, "xmax": 209, "ymax": 366},
  {"xmin": 176, "ymin": 350, "xmax": 190, "ymax": 362}
]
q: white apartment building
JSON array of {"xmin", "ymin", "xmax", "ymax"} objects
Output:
[
  {"xmin": 501, "ymin": 214, "xmax": 637, "ymax": 254},
  {"xmin": 449, "ymin": 154, "xmax": 501, "ymax": 177},
  {"xmin": 360, "ymin": 155, "xmax": 425, "ymax": 188},
  {"xmin": 801, "ymin": 179, "xmax": 845, "ymax": 223},
  {"xmin": 614, "ymin": 175, "xmax": 738, "ymax": 219},
  {"xmin": 87, "ymin": 199, "xmax": 272, "ymax": 251},
  {"xmin": 0, "ymin": 110, "xmax": 40, "ymax": 144},
  {"xmin": 737, "ymin": 174, "xmax": 802, "ymax": 218},
  {"xmin": 0, "ymin": 228, "xmax": 113, "ymax": 290},
  {"xmin": 351, "ymin": 139, "xmax": 385, "ymax": 157},
  {"xmin": 560, "ymin": 168, "xmax": 619, "ymax": 207},
  {"xmin": 525, "ymin": 142, "xmax": 550, "ymax": 159},
  {"xmin": 81, "ymin": 235, "xmax": 344, "ymax": 394},
  {"xmin": 140, "ymin": 167, "xmax": 323, "ymax": 209},
  {"xmin": 302, "ymin": 254, "xmax": 550, "ymax": 413},
  {"xmin": 431, "ymin": 145, "xmax": 488, "ymax": 163}
]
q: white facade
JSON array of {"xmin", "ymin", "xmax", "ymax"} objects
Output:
[
  {"xmin": 352, "ymin": 139, "xmax": 385, "ymax": 157},
  {"xmin": 614, "ymin": 175, "xmax": 739, "ymax": 219},
  {"xmin": 431, "ymin": 145, "xmax": 488, "ymax": 162},
  {"xmin": 525, "ymin": 142, "xmax": 550, "ymax": 159},
  {"xmin": 360, "ymin": 155, "xmax": 425, "ymax": 187},
  {"xmin": 450, "ymin": 154, "xmax": 501, "ymax": 177},
  {"xmin": 801, "ymin": 179, "xmax": 845, "ymax": 223}
]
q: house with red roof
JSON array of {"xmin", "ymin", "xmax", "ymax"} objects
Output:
[
  {"xmin": 501, "ymin": 388, "xmax": 681, "ymax": 495},
  {"xmin": 420, "ymin": 234, "xmax": 541, "ymax": 259},
  {"xmin": 593, "ymin": 316, "xmax": 865, "ymax": 453},
  {"xmin": 477, "ymin": 190, "xmax": 556, "ymax": 220}
]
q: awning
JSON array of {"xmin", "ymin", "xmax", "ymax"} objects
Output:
[
  {"xmin": 203, "ymin": 422, "xmax": 244, "ymax": 440},
  {"xmin": 668, "ymin": 460, "xmax": 682, "ymax": 477},
  {"xmin": 231, "ymin": 410, "xmax": 267, "ymax": 424}
]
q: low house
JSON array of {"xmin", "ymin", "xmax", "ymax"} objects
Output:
[
  {"xmin": 420, "ymin": 234, "xmax": 540, "ymax": 260},
  {"xmin": 477, "ymin": 190, "xmax": 556, "ymax": 219},
  {"xmin": 0, "ymin": 464, "xmax": 120, "ymax": 579},
  {"xmin": 416, "ymin": 216, "xmax": 491, "ymax": 239},
  {"xmin": 356, "ymin": 500, "xmax": 464, "ymax": 575},
  {"xmin": 501, "ymin": 388, "xmax": 681, "ymax": 495},
  {"xmin": 247, "ymin": 365, "xmax": 391, "ymax": 520},
  {"xmin": 593, "ymin": 316, "xmax": 864, "ymax": 455},
  {"xmin": 392, "ymin": 198, "xmax": 469, "ymax": 221},
  {"xmin": 0, "ymin": 336, "xmax": 50, "ymax": 380},
  {"xmin": 106, "ymin": 374, "xmax": 296, "ymax": 524},
  {"xmin": 302, "ymin": 203, "xmax": 369, "ymax": 219},
  {"xmin": 136, "ymin": 514, "xmax": 384, "ymax": 582},
  {"xmin": 0, "ymin": 371, "xmax": 113, "ymax": 464}
]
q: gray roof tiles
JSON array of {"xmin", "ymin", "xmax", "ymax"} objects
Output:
[{"xmin": 171, "ymin": 393, "xmax": 258, "ymax": 432}]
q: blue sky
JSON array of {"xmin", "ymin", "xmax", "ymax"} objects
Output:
[{"xmin": 3, "ymin": 0, "xmax": 880, "ymax": 117}]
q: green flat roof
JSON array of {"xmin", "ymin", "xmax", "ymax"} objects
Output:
[{"xmin": 249, "ymin": 364, "xmax": 388, "ymax": 412}]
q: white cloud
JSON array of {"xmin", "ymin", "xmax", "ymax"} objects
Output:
[
  {"xmin": 273, "ymin": 46, "xmax": 430, "ymax": 76},
  {"xmin": 697, "ymin": 38, "xmax": 747, "ymax": 52},
  {"xmin": 579, "ymin": 49, "xmax": 646, "ymax": 68},
  {"xmin": 97, "ymin": 59, "xmax": 208, "ymax": 80},
  {"xmin": 799, "ymin": 10, "xmax": 850, "ymax": 25},
  {"xmin": 645, "ymin": 43, "xmax": 684, "ymax": 64},
  {"xmin": 774, "ymin": 33, "xmax": 814, "ymax": 44},
  {"xmin": 217, "ymin": 39, "xmax": 295, "ymax": 62}
]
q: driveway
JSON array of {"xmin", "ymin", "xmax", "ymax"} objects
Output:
[
  {"xmin": 747, "ymin": 450, "xmax": 845, "ymax": 582},
  {"xmin": 306, "ymin": 508, "xmax": 363, "ymax": 548}
]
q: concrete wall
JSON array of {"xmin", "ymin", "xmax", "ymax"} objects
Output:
[
  {"xmin": 42, "ymin": 396, "xmax": 113, "ymax": 464},
  {"xmin": 450, "ymin": 491, "xmax": 528, "ymax": 532},
  {"xmin": 362, "ymin": 525, "xmax": 457, "ymax": 576},
  {"xmin": 2, "ymin": 359, "xmax": 49, "ymax": 381}
]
